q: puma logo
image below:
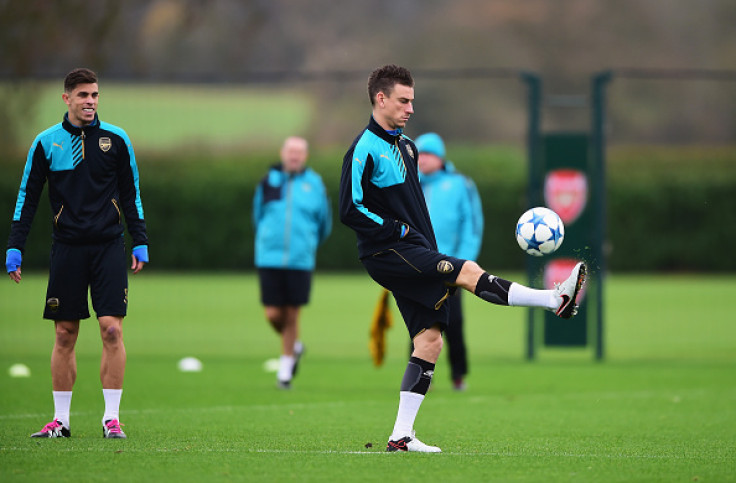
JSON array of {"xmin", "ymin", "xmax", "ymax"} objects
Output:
[{"xmin": 52, "ymin": 142, "xmax": 63, "ymax": 150}]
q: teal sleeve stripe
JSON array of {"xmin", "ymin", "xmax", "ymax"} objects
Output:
[
  {"xmin": 128, "ymin": 143, "xmax": 145, "ymax": 219},
  {"xmin": 102, "ymin": 122, "xmax": 144, "ymax": 219},
  {"xmin": 350, "ymin": 150, "xmax": 383, "ymax": 226},
  {"xmin": 13, "ymin": 140, "xmax": 41, "ymax": 221}
]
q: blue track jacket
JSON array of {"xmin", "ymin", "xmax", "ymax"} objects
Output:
[
  {"xmin": 253, "ymin": 165, "xmax": 331, "ymax": 270},
  {"xmin": 420, "ymin": 162, "xmax": 484, "ymax": 261},
  {"xmin": 339, "ymin": 117, "xmax": 437, "ymax": 258},
  {"xmin": 7, "ymin": 113, "xmax": 147, "ymax": 252}
]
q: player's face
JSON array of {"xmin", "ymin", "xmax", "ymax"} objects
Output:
[
  {"xmin": 280, "ymin": 137, "xmax": 308, "ymax": 173},
  {"xmin": 62, "ymin": 83, "xmax": 99, "ymax": 127},
  {"xmin": 418, "ymin": 152, "xmax": 443, "ymax": 175},
  {"xmin": 376, "ymin": 83, "xmax": 414, "ymax": 130}
]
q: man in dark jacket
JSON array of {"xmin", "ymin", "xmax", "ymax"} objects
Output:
[
  {"xmin": 339, "ymin": 64, "xmax": 586, "ymax": 453},
  {"xmin": 6, "ymin": 68, "xmax": 149, "ymax": 439}
]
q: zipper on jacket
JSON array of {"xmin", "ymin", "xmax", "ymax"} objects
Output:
[
  {"xmin": 54, "ymin": 205, "xmax": 64, "ymax": 229},
  {"xmin": 80, "ymin": 130, "xmax": 86, "ymax": 159},
  {"xmin": 282, "ymin": 176, "xmax": 293, "ymax": 266},
  {"xmin": 111, "ymin": 198, "xmax": 121, "ymax": 224}
]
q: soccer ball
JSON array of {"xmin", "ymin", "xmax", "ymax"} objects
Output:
[{"xmin": 515, "ymin": 207, "xmax": 565, "ymax": 256}]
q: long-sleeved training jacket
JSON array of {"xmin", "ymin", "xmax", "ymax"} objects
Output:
[
  {"xmin": 253, "ymin": 164, "xmax": 331, "ymax": 270},
  {"xmin": 420, "ymin": 161, "xmax": 484, "ymax": 261},
  {"xmin": 7, "ymin": 113, "xmax": 147, "ymax": 252},
  {"xmin": 339, "ymin": 116, "xmax": 437, "ymax": 258}
]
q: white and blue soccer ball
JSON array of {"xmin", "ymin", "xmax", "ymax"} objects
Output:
[{"xmin": 515, "ymin": 207, "xmax": 565, "ymax": 256}]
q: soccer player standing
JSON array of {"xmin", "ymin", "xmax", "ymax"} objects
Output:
[
  {"xmin": 415, "ymin": 132, "xmax": 484, "ymax": 391},
  {"xmin": 339, "ymin": 64, "xmax": 586, "ymax": 453},
  {"xmin": 5, "ymin": 68, "xmax": 149, "ymax": 439},
  {"xmin": 253, "ymin": 136, "xmax": 332, "ymax": 389}
]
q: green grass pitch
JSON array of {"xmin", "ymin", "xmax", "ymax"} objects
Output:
[{"xmin": 1, "ymin": 272, "xmax": 735, "ymax": 482}]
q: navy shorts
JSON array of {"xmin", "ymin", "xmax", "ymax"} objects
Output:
[
  {"xmin": 44, "ymin": 237, "xmax": 128, "ymax": 320},
  {"xmin": 361, "ymin": 244, "xmax": 465, "ymax": 339},
  {"xmin": 258, "ymin": 268, "xmax": 312, "ymax": 306}
]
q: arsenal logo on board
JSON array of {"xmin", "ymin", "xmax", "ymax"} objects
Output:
[{"xmin": 544, "ymin": 169, "xmax": 588, "ymax": 225}]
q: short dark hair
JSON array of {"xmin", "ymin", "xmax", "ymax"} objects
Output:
[
  {"xmin": 64, "ymin": 68, "xmax": 98, "ymax": 93},
  {"xmin": 367, "ymin": 64, "xmax": 414, "ymax": 106}
]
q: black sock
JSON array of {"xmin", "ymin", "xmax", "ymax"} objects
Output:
[
  {"xmin": 400, "ymin": 357, "xmax": 435, "ymax": 395},
  {"xmin": 474, "ymin": 272, "xmax": 511, "ymax": 306}
]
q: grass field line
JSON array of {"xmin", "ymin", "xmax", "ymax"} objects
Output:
[{"xmin": 0, "ymin": 445, "xmax": 704, "ymax": 460}]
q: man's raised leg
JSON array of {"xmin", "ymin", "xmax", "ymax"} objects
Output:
[{"xmin": 454, "ymin": 260, "xmax": 586, "ymax": 319}]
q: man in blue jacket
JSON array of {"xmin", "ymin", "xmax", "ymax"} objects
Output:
[
  {"xmin": 339, "ymin": 64, "xmax": 586, "ymax": 453},
  {"xmin": 416, "ymin": 132, "xmax": 483, "ymax": 391},
  {"xmin": 253, "ymin": 136, "xmax": 331, "ymax": 389},
  {"xmin": 6, "ymin": 68, "xmax": 148, "ymax": 439}
]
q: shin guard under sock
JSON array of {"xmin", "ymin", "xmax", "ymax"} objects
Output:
[
  {"xmin": 474, "ymin": 272, "xmax": 511, "ymax": 306},
  {"xmin": 400, "ymin": 357, "xmax": 435, "ymax": 395}
]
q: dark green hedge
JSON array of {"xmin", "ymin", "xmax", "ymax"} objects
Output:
[{"xmin": 1, "ymin": 146, "xmax": 734, "ymax": 272}]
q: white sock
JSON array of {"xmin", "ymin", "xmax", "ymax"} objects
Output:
[
  {"xmin": 277, "ymin": 355, "xmax": 295, "ymax": 382},
  {"xmin": 293, "ymin": 340, "xmax": 303, "ymax": 354},
  {"xmin": 508, "ymin": 283, "xmax": 560, "ymax": 310},
  {"xmin": 390, "ymin": 391, "xmax": 425, "ymax": 440},
  {"xmin": 102, "ymin": 389, "xmax": 123, "ymax": 424},
  {"xmin": 53, "ymin": 391, "xmax": 72, "ymax": 428}
]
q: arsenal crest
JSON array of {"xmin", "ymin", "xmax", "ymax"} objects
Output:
[
  {"xmin": 405, "ymin": 142, "xmax": 415, "ymax": 159},
  {"xmin": 436, "ymin": 260, "xmax": 454, "ymax": 274},
  {"xmin": 99, "ymin": 137, "xmax": 112, "ymax": 152},
  {"xmin": 46, "ymin": 297, "xmax": 60, "ymax": 312},
  {"xmin": 544, "ymin": 169, "xmax": 588, "ymax": 225}
]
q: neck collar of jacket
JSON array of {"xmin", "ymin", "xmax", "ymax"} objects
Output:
[
  {"xmin": 63, "ymin": 113, "xmax": 99, "ymax": 135},
  {"xmin": 368, "ymin": 116, "xmax": 403, "ymax": 143}
]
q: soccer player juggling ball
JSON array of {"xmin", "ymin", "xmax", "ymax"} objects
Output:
[
  {"xmin": 5, "ymin": 68, "xmax": 149, "ymax": 439},
  {"xmin": 339, "ymin": 64, "xmax": 586, "ymax": 453}
]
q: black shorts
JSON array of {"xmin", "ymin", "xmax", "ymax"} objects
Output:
[
  {"xmin": 258, "ymin": 268, "xmax": 312, "ymax": 306},
  {"xmin": 44, "ymin": 237, "xmax": 128, "ymax": 320},
  {"xmin": 361, "ymin": 244, "xmax": 465, "ymax": 339}
]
